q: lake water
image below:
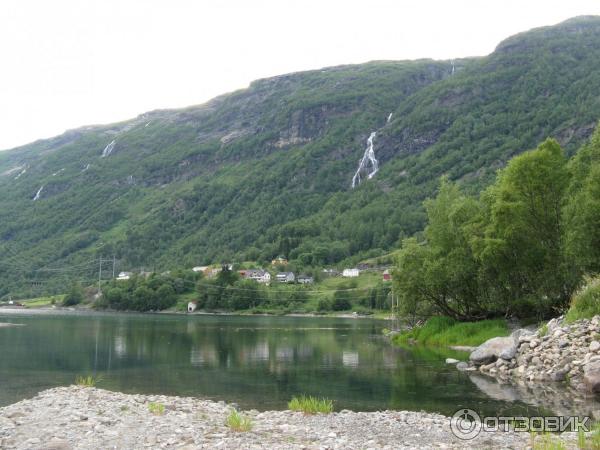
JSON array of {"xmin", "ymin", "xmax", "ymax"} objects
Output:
[{"xmin": 0, "ymin": 310, "xmax": 568, "ymax": 416}]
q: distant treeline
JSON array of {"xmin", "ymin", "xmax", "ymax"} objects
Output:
[{"xmin": 95, "ymin": 267, "xmax": 391, "ymax": 313}]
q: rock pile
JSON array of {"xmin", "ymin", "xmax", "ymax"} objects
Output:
[
  {"xmin": 0, "ymin": 386, "xmax": 538, "ymax": 449},
  {"xmin": 467, "ymin": 315, "xmax": 600, "ymax": 394}
]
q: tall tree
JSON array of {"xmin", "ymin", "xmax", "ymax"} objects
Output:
[
  {"xmin": 563, "ymin": 124, "xmax": 600, "ymax": 275},
  {"xmin": 478, "ymin": 139, "xmax": 571, "ymax": 317}
]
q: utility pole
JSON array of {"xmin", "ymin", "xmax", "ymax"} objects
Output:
[
  {"xmin": 112, "ymin": 255, "xmax": 116, "ymax": 279},
  {"xmin": 98, "ymin": 258, "xmax": 102, "ymax": 296}
]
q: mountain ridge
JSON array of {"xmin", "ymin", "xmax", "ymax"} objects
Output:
[{"xmin": 1, "ymin": 16, "xmax": 600, "ymax": 297}]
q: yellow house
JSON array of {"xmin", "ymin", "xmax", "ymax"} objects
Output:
[{"xmin": 271, "ymin": 256, "xmax": 288, "ymax": 266}]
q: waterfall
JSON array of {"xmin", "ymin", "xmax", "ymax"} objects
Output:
[
  {"xmin": 387, "ymin": 113, "xmax": 393, "ymax": 123},
  {"xmin": 82, "ymin": 164, "xmax": 90, "ymax": 172},
  {"xmin": 351, "ymin": 132, "xmax": 379, "ymax": 188},
  {"xmin": 101, "ymin": 140, "xmax": 116, "ymax": 158},
  {"xmin": 15, "ymin": 167, "xmax": 27, "ymax": 179},
  {"xmin": 33, "ymin": 186, "xmax": 44, "ymax": 201},
  {"xmin": 451, "ymin": 61, "xmax": 455, "ymax": 75}
]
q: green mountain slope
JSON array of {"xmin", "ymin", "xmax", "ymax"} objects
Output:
[{"xmin": 1, "ymin": 16, "xmax": 600, "ymax": 296}]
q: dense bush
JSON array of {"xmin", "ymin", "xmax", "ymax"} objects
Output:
[
  {"xmin": 62, "ymin": 283, "xmax": 85, "ymax": 306},
  {"xmin": 99, "ymin": 270, "xmax": 199, "ymax": 312}
]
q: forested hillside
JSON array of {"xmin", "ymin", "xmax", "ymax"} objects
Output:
[{"xmin": 1, "ymin": 16, "xmax": 600, "ymax": 297}]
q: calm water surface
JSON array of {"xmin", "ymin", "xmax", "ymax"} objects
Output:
[{"xmin": 0, "ymin": 310, "xmax": 552, "ymax": 415}]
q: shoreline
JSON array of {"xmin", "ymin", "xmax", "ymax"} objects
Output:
[
  {"xmin": 0, "ymin": 386, "xmax": 572, "ymax": 449},
  {"xmin": 0, "ymin": 305, "xmax": 394, "ymax": 321}
]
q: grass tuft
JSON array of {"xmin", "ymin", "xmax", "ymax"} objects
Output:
[
  {"xmin": 565, "ymin": 275, "xmax": 600, "ymax": 323},
  {"xmin": 148, "ymin": 402, "xmax": 165, "ymax": 415},
  {"xmin": 75, "ymin": 375, "xmax": 102, "ymax": 387},
  {"xmin": 288, "ymin": 395, "xmax": 334, "ymax": 414},
  {"xmin": 393, "ymin": 316, "xmax": 509, "ymax": 347},
  {"xmin": 225, "ymin": 409, "xmax": 253, "ymax": 432}
]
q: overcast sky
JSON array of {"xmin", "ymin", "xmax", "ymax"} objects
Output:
[{"xmin": 1, "ymin": 0, "xmax": 599, "ymax": 150}]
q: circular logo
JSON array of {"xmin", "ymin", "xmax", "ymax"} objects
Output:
[{"xmin": 450, "ymin": 408, "xmax": 482, "ymax": 440}]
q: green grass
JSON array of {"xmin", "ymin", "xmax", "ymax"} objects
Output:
[
  {"xmin": 392, "ymin": 316, "xmax": 509, "ymax": 347},
  {"xmin": 565, "ymin": 276, "xmax": 600, "ymax": 323},
  {"xmin": 225, "ymin": 409, "xmax": 253, "ymax": 432},
  {"xmin": 75, "ymin": 375, "xmax": 102, "ymax": 387},
  {"xmin": 148, "ymin": 402, "xmax": 165, "ymax": 415},
  {"xmin": 22, "ymin": 295, "xmax": 64, "ymax": 308},
  {"xmin": 288, "ymin": 395, "xmax": 334, "ymax": 414}
]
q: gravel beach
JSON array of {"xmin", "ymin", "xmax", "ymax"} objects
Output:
[{"xmin": 0, "ymin": 386, "xmax": 578, "ymax": 449}]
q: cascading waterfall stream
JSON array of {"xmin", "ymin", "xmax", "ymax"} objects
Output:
[
  {"xmin": 101, "ymin": 140, "xmax": 116, "ymax": 158},
  {"xmin": 33, "ymin": 186, "xmax": 44, "ymax": 201},
  {"xmin": 351, "ymin": 131, "xmax": 379, "ymax": 188}
]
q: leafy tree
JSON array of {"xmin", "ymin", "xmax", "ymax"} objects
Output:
[
  {"xmin": 563, "ymin": 124, "xmax": 600, "ymax": 275},
  {"xmin": 63, "ymin": 282, "xmax": 84, "ymax": 306},
  {"xmin": 479, "ymin": 139, "xmax": 572, "ymax": 317},
  {"xmin": 394, "ymin": 178, "xmax": 489, "ymax": 320}
]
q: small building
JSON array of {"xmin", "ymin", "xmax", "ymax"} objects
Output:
[
  {"xmin": 192, "ymin": 266, "xmax": 209, "ymax": 273},
  {"xmin": 116, "ymin": 271, "xmax": 132, "ymax": 281},
  {"xmin": 187, "ymin": 301, "xmax": 198, "ymax": 313},
  {"xmin": 245, "ymin": 269, "xmax": 271, "ymax": 284},
  {"xmin": 342, "ymin": 268, "xmax": 360, "ymax": 278},
  {"xmin": 276, "ymin": 272, "xmax": 295, "ymax": 283},
  {"xmin": 271, "ymin": 256, "xmax": 288, "ymax": 266},
  {"xmin": 297, "ymin": 275, "xmax": 314, "ymax": 284},
  {"xmin": 322, "ymin": 268, "xmax": 340, "ymax": 277},
  {"xmin": 383, "ymin": 269, "xmax": 392, "ymax": 281}
]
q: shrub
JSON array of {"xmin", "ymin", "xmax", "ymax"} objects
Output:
[
  {"xmin": 148, "ymin": 402, "xmax": 165, "ymax": 415},
  {"xmin": 316, "ymin": 298, "xmax": 331, "ymax": 311},
  {"xmin": 75, "ymin": 375, "xmax": 102, "ymax": 387},
  {"xmin": 63, "ymin": 283, "xmax": 85, "ymax": 306},
  {"xmin": 288, "ymin": 395, "xmax": 333, "ymax": 414},
  {"xmin": 225, "ymin": 410, "xmax": 253, "ymax": 432},
  {"xmin": 565, "ymin": 276, "xmax": 600, "ymax": 323}
]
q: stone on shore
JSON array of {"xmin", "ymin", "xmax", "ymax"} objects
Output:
[
  {"xmin": 469, "ymin": 336, "xmax": 517, "ymax": 365},
  {"xmin": 584, "ymin": 360, "xmax": 600, "ymax": 393}
]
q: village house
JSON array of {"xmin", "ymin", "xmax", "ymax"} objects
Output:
[
  {"xmin": 192, "ymin": 266, "xmax": 209, "ymax": 273},
  {"xmin": 342, "ymin": 268, "xmax": 360, "ymax": 278},
  {"xmin": 383, "ymin": 269, "xmax": 392, "ymax": 281},
  {"xmin": 244, "ymin": 269, "xmax": 271, "ymax": 284},
  {"xmin": 116, "ymin": 271, "xmax": 132, "ymax": 281},
  {"xmin": 297, "ymin": 275, "xmax": 314, "ymax": 284},
  {"xmin": 271, "ymin": 256, "xmax": 288, "ymax": 266},
  {"xmin": 187, "ymin": 301, "xmax": 197, "ymax": 313},
  {"xmin": 276, "ymin": 272, "xmax": 295, "ymax": 283},
  {"xmin": 322, "ymin": 268, "xmax": 340, "ymax": 277}
]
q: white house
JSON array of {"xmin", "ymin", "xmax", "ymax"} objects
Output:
[
  {"xmin": 245, "ymin": 269, "xmax": 271, "ymax": 284},
  {"xmin": 297, "ymin": 275, "xmax": 314, "ymax": 284},
  {"xmin": 116, "ymin": 271, "xmax": 132, "ymax": 281},
  {"xmin": 276, "ymin": 272, "xmax": 295, "ymax": 283},
  {"xmin": 342, "ymin": 268, "xmax": 360, "ymax": 278},
  {"xmin": 187, "ymin": 301, "xmax": 197, "ymax": 313},
  {"xmin": 192, "ymin": 266, "xmax": 209, "ymax": 273}
]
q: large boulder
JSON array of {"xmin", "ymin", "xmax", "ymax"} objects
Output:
[
  {"xmin": 583, "ymin": 359, "xmax": 600, "ymax": 393},
  {"xmin": 470, "ymin": 336, "xmax": 517, "ymax": 365}
]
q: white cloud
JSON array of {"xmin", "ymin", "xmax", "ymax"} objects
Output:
[{"xmin": 0, "ymin": 0, "xmax": 599, "ymax": 150}]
